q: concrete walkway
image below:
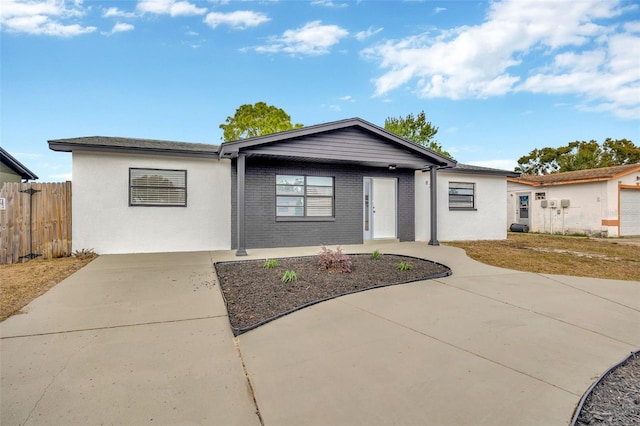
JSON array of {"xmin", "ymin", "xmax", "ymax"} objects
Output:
[{"xmin": 2, "ymin": 243, "xmax": 639, "ymax": 425}]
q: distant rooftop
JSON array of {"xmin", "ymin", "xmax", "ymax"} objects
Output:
[
  {"xmin": 509, "ymin": 163, "xmax": 640, "ymax": 186},
  {"xmin": 1, "ymin": 146, "xmax": 39, "ymax": 181},
  {"xmin": 443, "ymin": 163, "xmax": 520, "ymax": 177}
]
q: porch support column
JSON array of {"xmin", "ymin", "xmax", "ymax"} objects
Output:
[
  {"xmin": 236, "ymin": 153, "xmax": 248, "ymax": 256},
  {"xmin": 428, "ymin": 166, "xmax": 439, "ymax": 246}
]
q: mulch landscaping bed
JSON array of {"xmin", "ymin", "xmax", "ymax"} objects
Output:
[
  {"xmin": 215, "ymin": 254, "xmax": 451, "ymax": 335},
  {"xmin": 574, "ymin": 351, "xmax": 640, "ymax": 425}
]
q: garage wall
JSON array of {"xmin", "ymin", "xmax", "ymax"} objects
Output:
[
  {"xmin": 416, "ymin": 171, "xmax": 508, "ymax": 241},
  {"xmin": 72, "ymin": 151, "xmax": 231, "ymax": 254}
]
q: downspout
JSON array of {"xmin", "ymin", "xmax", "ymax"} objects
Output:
[
  {"xmin": 236, "ymin": 153, "xmax": 247, "ymax": 256},
  {"xmin": 428, "ymin": 166, "xmax": 439, "ymax": 246}
]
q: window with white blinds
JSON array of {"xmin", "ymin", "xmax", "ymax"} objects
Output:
[
  {"xmin": 276, "ymin": 175, "xmax": 333, "ymax": 217},
  {"xmin": 448, "ymin": 181, "xmax": 475, "ymax": 210},
  {"xmin": 129, "ymin": 168, "xmax": 187, "ymax": 207}
]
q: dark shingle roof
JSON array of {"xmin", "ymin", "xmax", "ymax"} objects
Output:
[
  {"xmin": 444, "ymin": 163, "xmax": 520, "ymax": 177},
  {"xmin": 48, "ymin": 136, "xmax": 219, "ymax": 157},
  {"xmin": 0, "ymin": 146, "xmax": 39, "ymax": 181},
  {"xmin": 509, "ymin": 163, "xmax": 640, "ymax": 186}
]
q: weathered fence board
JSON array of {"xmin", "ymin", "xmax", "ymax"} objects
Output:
[{"xmin": 0, "ymin": 182, "xmax": 72, "ymax": 264}]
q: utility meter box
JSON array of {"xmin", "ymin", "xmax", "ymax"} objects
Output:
[
  {"xmin": 548, "ymin": 200, "xmax": 558, "ymax": 208},
  {"xmin": 561, "ymin": 199, "xmax": 570, "ymax": 208},
  {"xmin": 541, "ymin": 200, "xmax": 548, "ymax": 208}
]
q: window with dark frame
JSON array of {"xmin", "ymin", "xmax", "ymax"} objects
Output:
[
  {"xmin": 129, "ymin": 168, "xmax": 187, "ymax": 207},
  {"xmin": 449, "ymin": 181, "xmax": 475, "ymax": 209},
  {"xmin": 276, "ymin": 175, "xmax": 333, "ymax": 217}
]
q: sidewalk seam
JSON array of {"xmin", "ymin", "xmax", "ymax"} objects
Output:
[
  {"xmin": 233, "ymin": 337, "xmax": 264, "ymax": 426},
  {"xmin": 539, "ymin": 274, "xmax": 640, "ymax": 313},
  {"xmin": 435, "ymin": 277, "xmax": 639, "ymax": 347},
  {"xmin": 22, "ymin": 330, "xmax": 101, "ymax": 425},
  {"xmin": 0, "ymin": 315, "xmax": 228, "ymax": 340},
  {"xmin": 338, "ymin": 298, "xmax": 582, "ymax": 397}
]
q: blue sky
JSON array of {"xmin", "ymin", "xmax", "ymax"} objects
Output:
[{"xmin": 2, "ymin": 0, "xmax": 639, "ymax": 181}]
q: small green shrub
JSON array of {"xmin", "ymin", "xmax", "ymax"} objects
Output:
[
  {"xmin": 371, "ymin": 250, "xmax": 382, "ymax": 260},
  {"xmin": 281, "ymin": 270, "xmax": 298, "ymax": 283},
  {"xmin": 263, "ymin": 259, "xmax": 280, "ymax": 269},
  {"xmin": 318, "ymin": 245, "xmax": 352, "ymax": 273},
  {"xmin": 397, "ymin": 261, "xmax": 412, "ymax": 271}
]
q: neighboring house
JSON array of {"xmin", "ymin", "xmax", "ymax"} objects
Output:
[
  {"xmin": 49, "ymin": 117, "xmax": 517, "ymax": 255},
  {"xmin": 507, "ymin": 164, "xmax": 640, "ymax": 237},
  {"xmin": 0, "ymin": 147, "xmax": 38, "ymax": 185}
]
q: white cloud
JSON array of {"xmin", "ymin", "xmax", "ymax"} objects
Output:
[
  {"xmin": 363, "ymin": 0, "xmax": 639, "ymax": 119},
  {"xmin": 256, "ymin": 20, "xmax": 349, "ymax": 56},
  {"xmin": 467, "ymin": 159, "xmax": 518, "ymax": 171},
  {"xmin": 204, "ymin": 10, "xmax": 269, "ymax": 29},
  {"xmin": 111, "ymin": 22, "xmax": 135, "ymax": 34},
  {"xmin": 623, "ymin": 21, "xmax": 640, "ymax": 33},
  {"xmin": 355, "ymin": 26, "xmax": 382, "ymax": 41},
  {"xmin": 311, "ymin": 0, "xmax": 348, "ymax": 8},
  {"xmin": 137, "ymin": 0, "xmax": 206, "ymax": 17},
  {"xmin": 0, "ymin": 0, "xmax": 96, "ymax": 36},
  {"xmin": 103, "ymin": 7, "xmax": 136, "ymax": 18},
  {"xmin": 339, "ymin": 95, "xmax": 353, "ymax": 101},
  {"xmin": 433, "ymin": 7, "xmax": 446, "ymax": 14}
]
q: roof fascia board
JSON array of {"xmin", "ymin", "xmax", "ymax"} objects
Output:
[
  {"xmin": 507, "ymin": 178, "xmax": 539, "ymax": 186},
  {"xmin": 48, "ymin": 141, "xmax": 219, "ymax": 158}
]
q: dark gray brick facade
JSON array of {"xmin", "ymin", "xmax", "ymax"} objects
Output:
[{"xmin": 231, "ymin": 158, "xmax": 415, "ymax": 249}]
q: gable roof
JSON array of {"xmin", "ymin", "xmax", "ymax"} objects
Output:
[
  {"xmin": 48, "ymin": 136, "xmax": 219, "ymax": 158},
  {"xmin": 509, "ymin": 163, "xmax": 640, "ymax": 186},
  {"xmin": 218, "ymin": 117, "xmax": 457, "ymax": 169},
  {"xmin": 0, "ymin": 146, "xmax": 39, "ymax": 181}
]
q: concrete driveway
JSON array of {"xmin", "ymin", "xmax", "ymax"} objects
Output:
[{"xmin": 2, "ymin": 243, "xmax": 639, "ymax": 425}]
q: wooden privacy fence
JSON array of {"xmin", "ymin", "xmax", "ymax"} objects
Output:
[{"xmin": 0, "ymin": 182, "xmax": 72, "ymax": 264}]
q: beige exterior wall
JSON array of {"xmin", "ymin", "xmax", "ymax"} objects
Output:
[{"xmin": 0, "ymin": 163, "xmax": 24, "ymax": 185}]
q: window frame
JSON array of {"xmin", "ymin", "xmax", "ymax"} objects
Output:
[
  {"xmin": 275, "ymin": 174, "xmax": 334, "ymax": 220},
  {"xmin": 129, "ymin": 168, "xmax": 187, "ymax": 207},
  {"xmin": 448, "ymin": 181, "xmax": 476, "ymax": 211}
]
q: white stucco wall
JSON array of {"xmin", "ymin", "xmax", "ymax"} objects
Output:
[
  {"xmin": 72, "ymin": 151, "xmax": 231, "ymax": 254},
  {"xmin": 507, "ymin": 171, "xmax": 640, "ymax": 237},
  {"xmin": 416, "ymin": 171, "xmax": 508, "ymax": 241}
]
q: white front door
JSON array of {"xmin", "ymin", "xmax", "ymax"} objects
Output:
[{"xmin": 364, "ymin": 177, "xmax": 397, "ymax": 240}]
